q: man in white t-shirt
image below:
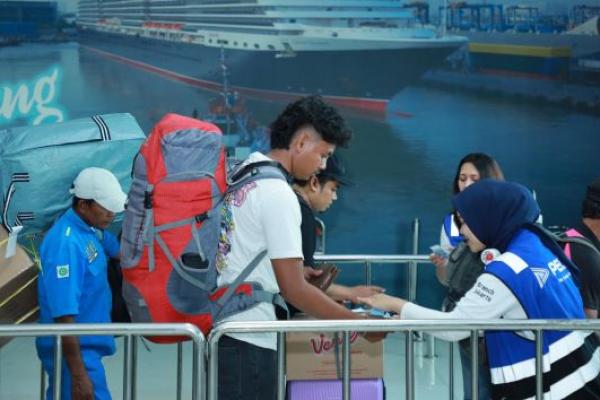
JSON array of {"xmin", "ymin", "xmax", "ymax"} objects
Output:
[{"xmin": 216, "ymin": 96, "xmax": 370, "ymax": 400}]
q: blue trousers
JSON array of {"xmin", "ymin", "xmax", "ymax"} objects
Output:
[{"xmin": 40, "ymin": 350, "xmax": 111, "ymax": 400}]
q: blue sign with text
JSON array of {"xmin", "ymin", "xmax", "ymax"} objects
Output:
[{"xmin": 0, "ymin": 66, "xmax": 65, "ymax": 126}]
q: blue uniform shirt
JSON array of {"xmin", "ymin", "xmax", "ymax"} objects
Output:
[{"xmin": 36, "ymin": 208, "xmax": 117, "ymax": 357}]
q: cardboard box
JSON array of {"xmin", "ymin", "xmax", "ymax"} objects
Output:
[
  {"xmin": 0, "ymin": 227, "xmax": 39, "ymax": 347},
  {"xmin": 285, "ymin": 316, "xmax": 383, "ymax": 380}
]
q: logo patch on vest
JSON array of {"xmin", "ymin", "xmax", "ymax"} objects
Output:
[
  {"xmin": 531, "ymin": 268, "xmax": 549, "ymax": 288},
  {"xmin": 85, "ymin": 241, "xmax": 98, "ymax": 264},
  {"xmin": 57, "ymin": 264, "xmax": 70, "ymax": 279},
  {"xmin": 481, "ymin": 248, "xmax": 500, "ymax": 265}
]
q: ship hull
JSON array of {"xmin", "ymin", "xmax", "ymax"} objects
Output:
[
  {"xmin": 78, "ymin": 30, "xmax": 460, "ymax": 111},
  {"xmin": 460, "ymin": 31, "xmax": 600, "ymax": 80}
]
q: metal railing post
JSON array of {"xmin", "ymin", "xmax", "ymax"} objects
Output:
[
  {"xmin": 123, "ymin": 335, "xmax": 133, "ymax": 400},
  {"xmin": 408, "ymin": 218, "xmax": 420, "ymax": 302},
  {"xmin": 208, "ymin": 333, "xmax": 220, "ymax": 400},
  {"xmin": 405, "ymin": 330, "xmax": 414, "ymax": 400},
  {"xmin": 130, "ymin": 335, "xmax": 138, "ymax": 400},
  {"xmin": 448, "ymin": 342, "xmax": 454, "ymax": 400},
  {"xmin": 176, "ymin": 342, "xmax": 183, "ymax": 400},
  {"xmin": 277, "ymin": 332, "xmax": 286, "ymax": 400},
  {"xmin": 364, "ymin": 261, "xmax": 372, "ymax": 286},
  {"xmin": 40, "ymin": 363, "xmax": 46, "ymax": 400},
  {"xmin": 471, "ymin": 330, "xmax": 479, "ymax": 400},
  {"xmin": 53, "ymin": 336, "xmax": 62, "ymax": 400},
  {"xmin": 198, "ymin": 336, "xmax": 207, "ymax": 400},
  {"xmin": 315, "ymin": 217, "xmax": 326, "ymax": 254},
  {"xmin": 342, "ymin": 331, "xmax": 351, "ymax": 400},
  {"xmin": 535, "ymin": 330, "xmax": 544, "ymax": 400},
  {"xmin": 425, "ymin": 333, "xmax": 436, "ymax": 358},
  {"xmin": 192, "ymin": 339, "xmax": 198, "ymax": 400}
]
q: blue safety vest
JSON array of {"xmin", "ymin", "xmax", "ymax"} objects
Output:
[{"xmin": 484, "ymin": 229, "xmax": 600, "ymax": 399}]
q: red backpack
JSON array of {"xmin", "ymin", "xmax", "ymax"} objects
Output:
[{"xmin": 120, "ymin": 113, "xmax": 287, "ymax": 342}]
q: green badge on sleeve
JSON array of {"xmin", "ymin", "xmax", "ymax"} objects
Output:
[{"xmin": 56, "ymin": 264, "xmax": 70, "ymax": 279}]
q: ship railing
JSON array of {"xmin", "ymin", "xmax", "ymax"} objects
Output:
[
  {"xmin": 0, "ymin": 323, "xmax": 205, "ymax": 400},
  {"xmin": 208, "ymin": 319, "xmax": 600, "ymax": 400}
]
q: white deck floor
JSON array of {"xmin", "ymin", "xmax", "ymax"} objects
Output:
[{"xmin": 0, "ymin": 332, "xmax": 464, "ymax": 399}]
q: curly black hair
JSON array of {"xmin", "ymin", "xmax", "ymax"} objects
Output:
[{"xmin": 269, "ymin": 96, "xmax": 352, "ymax": 149}]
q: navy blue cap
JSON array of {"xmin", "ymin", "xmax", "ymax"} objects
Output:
[{"xmin": 317, "ymin": 155, "xmax": 351, "ymax": 186}]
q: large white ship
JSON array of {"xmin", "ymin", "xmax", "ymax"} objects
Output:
[{"xmin": 77, "ymin": 0, "xmax": 467, "ymax": 111}]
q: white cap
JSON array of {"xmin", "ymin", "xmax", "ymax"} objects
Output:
[{"xmin": 69, "ymin": 167, "xmax": 127, "ymax": 213}]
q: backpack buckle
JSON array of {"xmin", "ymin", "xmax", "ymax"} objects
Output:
[
  {"xmin": 195, "ymin": 212, "xmax": 208, "ymax": 223},
  {"xmin": 144, "ymin": 190, "xmax": 153, "ymax": 209}
]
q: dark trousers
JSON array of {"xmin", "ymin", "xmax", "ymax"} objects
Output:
[{"xmin": 218, "ymin": 335, "xmax": 277, "ymax": 400}]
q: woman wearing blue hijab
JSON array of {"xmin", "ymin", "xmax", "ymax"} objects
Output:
[{"xmin": 359, "ymin": 180, "xmax": 600, "ymax": 399}]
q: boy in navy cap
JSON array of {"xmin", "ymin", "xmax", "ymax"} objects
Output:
[{"xmin": 293, "ymin": 155, "xmax": 384, "ymax": 304}]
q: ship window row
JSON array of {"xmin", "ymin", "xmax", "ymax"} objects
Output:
[
  {"xmin": 84, "ymin": 11, "xmax": 273, "ymax": 26},
  {"xmin": 79, "ymin": 0, "xmax": 403, "ymax": 10},
  {"xmin": 207, "ymin": 38, "xmax": 275, "ymax": 51},
  {"xmin": 92, "ymin": 6, "xmax": 262, "ymax": 14}
]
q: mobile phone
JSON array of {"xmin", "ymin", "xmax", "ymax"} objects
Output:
[
  {"xmin": 351, "ymin": 306, "xmax": 393, "ymax": 319},
  {"xmin": 430, "ymin": 244, "xmax": 450, "ymax": 259},
  {"xmin": 368, "ymin": 308, "xmax": 393, "ymax": 319}
]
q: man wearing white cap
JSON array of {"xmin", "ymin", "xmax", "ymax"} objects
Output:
[{"xmin": 36, "ymin": 167, "xmax": 127, "ymax": 400}]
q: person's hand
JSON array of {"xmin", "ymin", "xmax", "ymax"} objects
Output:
[
  {"xmin": 429, "ymin": 254, "xmax": 448, "ymax": 269},
  {"xmin": 356, "ymin": 293, "xmax": 407, "ymax": 314},
  {"xmin": 430, "ymin": 254, "xmax": 449, "ymax": 285},
  {"xmin": 361, "ymin": 331, "xmax": 387, "ymax": 343},
  {"xmin": 303, "ymin": 266, "xmax": 322, "ymax": 281},
  {"xmin": 348, "ymin": 285, "xmax": 385, "ymax": 303},
  {"xmin": 71, "ymin": 369, "xmax": 94, "ymax": 400}
]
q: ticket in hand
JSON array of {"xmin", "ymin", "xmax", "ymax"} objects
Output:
[{"xmin": 430, "ymin": 244, "xmax": 450, "ymax": 259}]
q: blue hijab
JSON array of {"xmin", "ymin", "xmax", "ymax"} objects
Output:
[{"xmin": 452, "ymin": 180, "xmax": 580, "ymax": 284}]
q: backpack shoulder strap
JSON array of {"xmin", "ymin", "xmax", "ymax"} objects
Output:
[
  {"xmin": 229, "ymin": 160, "xmax": 280, "ymax": 181},
  {"xmin": 228, "ymin": 160, "xmax": 290, "ymax": 192},
  {"xmin": 214, "ymin": 250, "xmax": 267, "ymax": 310},
  {"xmin": 559, "ymin": 234, "xmax": 600, "ymax": 257},
  {"xmin": 212, "ymin": 248, "xmax": 289, "ymax": 320},
  {"xmin": 542, "ymin": 224, "xmax": 600, "ymax": 259}
]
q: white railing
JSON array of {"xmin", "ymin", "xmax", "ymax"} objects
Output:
[
  {"xmin": 5, "ymin": 245, "xmax": 597, "ymax": 400},
  {"xmin": 0, "ymin": 323, "xmax": 205, "ymax": 400},
  {"xmin": 207, "ymin": 319, "xmax": 600, "ymax": 400},
  {"xmin": 2, "ymin": 314, "xmax": 598, "ymax": 400},
  {"xmin": 315, "ymin": 218, "xmax": 423, "ymax": 300}
]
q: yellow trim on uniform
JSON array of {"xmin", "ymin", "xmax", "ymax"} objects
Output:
[{"xmin": 469, "ymin": 42, "xmax": 571, "ymax": 58}]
